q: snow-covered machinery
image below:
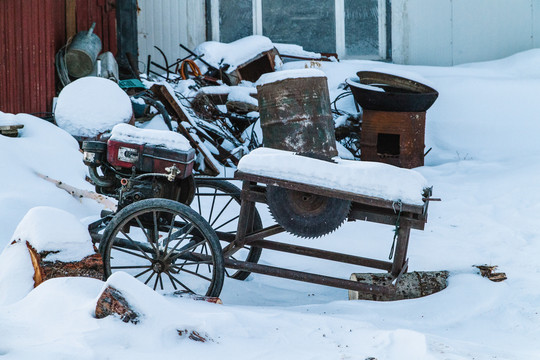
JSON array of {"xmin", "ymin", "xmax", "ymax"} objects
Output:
[{"xmin": 82, "ymin": 124, "xmax": 196, "ymax": 210}]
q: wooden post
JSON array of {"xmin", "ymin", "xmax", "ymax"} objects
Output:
[
  {"xmin": 66, "ymin": 0, "xmax": 77, "ymax": 39},
  {"xmin": 391, "ymin": 219, "xmax": 411, "ymax": 277}
]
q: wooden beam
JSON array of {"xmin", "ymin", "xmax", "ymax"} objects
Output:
[{"xmin": 66, "ymin": 0, "xmax": 77, "ymax": 39}]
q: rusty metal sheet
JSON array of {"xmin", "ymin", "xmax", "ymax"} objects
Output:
[{"xmin": 0, "ymin": 0, "xmax": 57, "ymax": 114}]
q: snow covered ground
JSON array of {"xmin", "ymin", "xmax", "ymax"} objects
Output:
[{"xmin": 2, "ymin": 49, "xmax": 540, "ymax": 359}]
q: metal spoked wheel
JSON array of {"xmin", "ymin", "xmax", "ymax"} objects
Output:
[
  {"xmin": 99, "ymin": 198, "xmax": 224, "ymax": 297},
  {"xmin": 192, "ymin": 178, "xmax": 263, "ymax": 280}
]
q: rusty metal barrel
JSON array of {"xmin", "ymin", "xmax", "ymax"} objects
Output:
[
  {"xmin": 256, "ymin": 69, "xmax": 338, "ymax": 158},
  {"xmin": 66, "ymin": 23, "xmax": 102, "ymax": 78}
]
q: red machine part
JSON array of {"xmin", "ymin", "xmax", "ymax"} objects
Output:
[{"xmin": 107, "ymin": 140, "xmax": 195, "ymax": 179}]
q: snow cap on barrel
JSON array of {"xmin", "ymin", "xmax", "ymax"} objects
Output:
[{"xmin": 256, "ymin": 68, "xmax": 327, "ymax": 87}]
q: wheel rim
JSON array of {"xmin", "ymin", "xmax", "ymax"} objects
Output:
[
  {"xmin": 192, "ymin": 179, "xmax": 262, "ymax": 280},
  {"xmin": 101, "ymin": 199, "xmax": 224, "ymax": 296}
]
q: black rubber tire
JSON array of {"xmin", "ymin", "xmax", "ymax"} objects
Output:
[
  {"xmin": 266, "ymin": 186, "xmax": 351, "ymax": 238},
  {"xmin": 193, "ymin": 178, "xmax": 263, "ymax": 280},
  {"xmin": 99, "ymin": 198, "xmax": 224, "ymax": 297}
]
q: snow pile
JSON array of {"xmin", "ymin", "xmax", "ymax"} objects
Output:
[
  {"xmin": 227, "ymin": 87, "xmax": 258, "ymax": 107},
  {"xmin": 194, "ymin": 35, "xmax": 274, "ymax": 73},
  {"xmin": 11, "ymin": 206, "xmax": 95, "ymax": 262},
  {"xmin": 54, "ymin": 77, "xmax": 133, "ymax": 138},
  {"xmin": 238, "ymin": 148, "xmax": 428, "ymax": 205},
  {"xmin": 256, "ymin": 68, "xmax": 326, "ymax": 87},
  {"xmin": 4, "ymin": 46, "xmax": 540, "ymax": 359},
  {"xmin": 110, "ymin": 123, "xmax": 192, "ymax": 152},
  {"xmin": 0, "ymin": 112, "xmax": 19, "ymax": 126},
  {"xmin": 274, "ymin": 43, "xmax": 321, "ymax": 59},
  {"xmin": 0, "ymin": 206, "xmax": 95, "ymax": 306},
  {"xmin": 0, "ymin": 112, "xmax": 101, "ymax": 252},
  {"xmin": 0, "ymin": 241, "xmax": 35, "ymax": 306}
]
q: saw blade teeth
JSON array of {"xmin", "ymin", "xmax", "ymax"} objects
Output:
[{"xmin": 266, "ymin": 185, "xmax": 351, "ymax": 239}]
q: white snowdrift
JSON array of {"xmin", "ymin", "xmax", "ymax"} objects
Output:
[
  {"xmin": 0, "ymin": 112, "xmax": 102, "ymax": 251},
  {"xmin": 11, "ymin": 206, "xmax": 95, "ymax": 262},
  {"xmin": 54, "ymin": 77, "xmax": 133, "ymax": 137},
  {"xmin": 195, "ymin": 35, "xmax": 274, "ymax": 73},
  {"xmin": 2, "ymin": 48, "xmax": 540, "ymax": 359},
  {"xmin": 110, "ymin": 123, "xmax": 191, "ymax": 152}
]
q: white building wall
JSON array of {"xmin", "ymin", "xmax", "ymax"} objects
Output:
[
  {"xmin": 392, "ymin": 0, "xmax": 539, "ymax": 66},
  {"xmin": 137, "ymin": 0, "xmax": 206, "ymax": 74}
]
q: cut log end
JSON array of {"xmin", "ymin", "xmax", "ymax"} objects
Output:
[
  {"xmin": 349, "ymin": 271, "xmax": 449, "ymax": 301},
  {"xmin": 95, "ymin": 286, "xmax": 140, "ymax": 324},
  {"xmin": 25, "ymin": 242, "xmax": 104, "ymax": 288}
]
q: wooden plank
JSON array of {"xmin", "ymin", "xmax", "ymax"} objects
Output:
[
  {"xmin": 150, "ymin": 84, "xmax": 221, "ymax": 176},
  {"xmin": 235, "ymin": 171, "xmax": 426, "ymax": 215},
  {"xmin": 45, "ymin": 0, "xmax": 57, "ymax": 112},
  {"xmin": 0, "ymin": 0, "xmax": 7, "ymax": 112},
  {"xmin": 66, "ymin": 0, "xmax": 77, "ymax": 39}
]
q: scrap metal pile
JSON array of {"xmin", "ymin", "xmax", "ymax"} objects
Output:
[
  {"xmin": 53, "ymin": 26, "xmax": 365, "ymax": 176},
  {"xmin": 134, "ymin": 35, "xmax": 343, "ymax": 176}
]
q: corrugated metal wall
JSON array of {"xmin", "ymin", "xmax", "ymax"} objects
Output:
[
  {"xmin": 0, "ymin": 0, "xmax": 60, "ymax": 115},
  {"xmin": 0, "ymin": 0, "xmax": 117, "ymax": 114},
  {"xmin": 137, "ymin": 0, "xmax": 206, "ymax": 75}
]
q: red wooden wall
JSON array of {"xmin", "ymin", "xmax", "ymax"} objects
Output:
[{"xmin": 0, "ymin": 0, "xmax": 117, "ymax": 115}]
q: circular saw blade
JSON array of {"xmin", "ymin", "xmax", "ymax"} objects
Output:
[{"xmin": 266, "ymin": 186, "xmax": 351, "ymax": 238}]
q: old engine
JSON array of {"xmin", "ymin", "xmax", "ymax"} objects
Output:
[{"xmin": 82, "ymin": 124, "xmax": 196, "ymax": 210}]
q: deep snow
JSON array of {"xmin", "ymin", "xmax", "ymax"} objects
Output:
[{"xmin": 2, "ymin": 49, "xmax": 540, "ymax": 359}]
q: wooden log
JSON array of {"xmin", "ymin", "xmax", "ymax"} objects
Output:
[
  {"xmin": 150, "ymin": 84, "xmax": 221, "ymax": 176},
  {"xmin": 0, "ymin": 124, "xmax": 24, "ymax": 137},
  {"xmin": 35, "ymin": 171, "xmax": 117, "ymax": 211},
  {"xmin": 177, "ymin": 329, "xmax": 212, "ymax": 342},
  {"xmin": 26, "ymin": 242, "xmax": 104, "ymax": 287},
  {"xmin": 474, "ymin": 265, "xmax": 507, "ymax": 282},
  {"xmin": 95, "ymin": 285, "xmax": 140, "ymax": 324},
  {"xmin": 349, "ymin": 271, "xmax": 449, "ymax": 301}
]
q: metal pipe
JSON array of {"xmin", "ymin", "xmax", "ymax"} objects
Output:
[
  {"xmin": 249, "ymin": 239, "xmax": 393, "ymax": 271},
  {"xmin": 88, "ymin": 166, "xmax": 115, "ymax": 187},
  {"xmin": 224, "ymin": 258, "xmax": 395, "ymax": 295}
]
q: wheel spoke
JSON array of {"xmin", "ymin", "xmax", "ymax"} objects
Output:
[
  {"xmin": 213, "ymin": 215, "xmax": 240, "ymax": 231},
  {"xmin": 209, "ymin": 197, "xmax": 235, "ymax": 227},
  {"xmin": 111, "ymin": 245, "xmax": 151, "ymax": 261},
  {"xmin": 163, "ymin": 212, "xmax": 177, "ymax": 254},
  {"xmin": 153, "ymin": 272, "xmax": 160, "ymax": 290},
  {"xmin": 134, "ymin": 216, "xmax": 157, "ymax": 255},
  {"xmin": 172, "ymin": 265, "xmax": 212, "ymax": 282},
  {"xmin": 134, "ymin": 267, "xmax": 153, "ymax": 279},
  {"xmin": 163, "ymin": 224, "xmax": 196, "ymax": 260},
  {"xmin": 119, "ymin": 230, "xmax": 154, "ymax": 261},
  {"xmin": 159, "ymin": 273, "xmax": 164, "ymax": 291},
  {"xmin": 197, "ymin": 188, "xmax": 203, "ymax": 218},
  {"xmin": 111, "ymin": 265, "xmax": 151, "ymax": 270},
  {"xmin": 144, "ymin": 271, "xmax": 155, "ymax": 285},
  {"xmin": 166, "ymin": 272, "xmax": 178, "ymax": 291},
  {"xmin": 173, "ymin": 260, "xmax": 213, "ymax": 266},
  {"xmin": 167, "ymin": 239, "xmax": 205, "ymax": 261},
  {"xmin": 168, "ymin": 273, "xmax": 195, "ymax": 293},
  {"xmin": 207, "ymin": 188, "xmax": 218, "ymax": 224}
]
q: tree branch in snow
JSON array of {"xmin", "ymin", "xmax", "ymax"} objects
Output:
[{"xmin": 34, "ymin": 172, "xmax": 117, "ymax": 211}]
